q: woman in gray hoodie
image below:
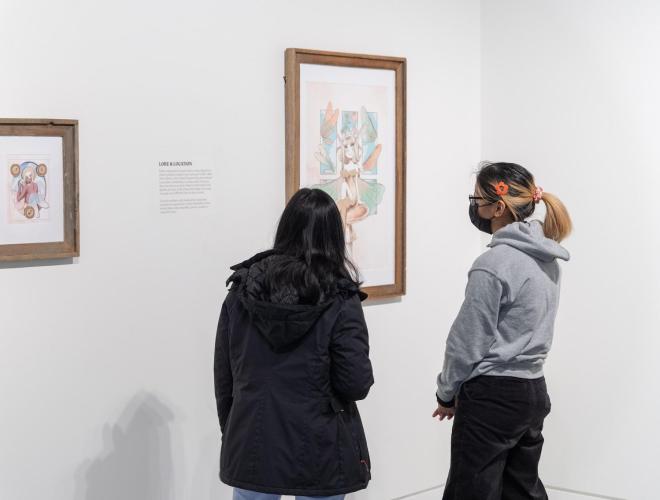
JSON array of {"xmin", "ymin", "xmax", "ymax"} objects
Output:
[{"xmin": 434, "ymin": 162, "xmax": 572, "ymax": 500}]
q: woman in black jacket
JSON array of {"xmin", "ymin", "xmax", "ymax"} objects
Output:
[{"xmin": 214, "ymin": 188, "xmax": 373, "ymax": 500}]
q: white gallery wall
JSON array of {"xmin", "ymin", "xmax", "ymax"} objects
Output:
[
  {"xmin": 482, "ymin": 2, "xmax": 660, "ymax": 499},
  {"xmin": 4, "ymin": 0, "xmax": 656, "ymax": 499},
  {"xmin": 0, "ymin": 1, "xmax": 482, "ymax": 499}
]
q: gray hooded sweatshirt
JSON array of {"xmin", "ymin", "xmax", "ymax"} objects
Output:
[{"xmin": 436, "ymin": 220, "xmax": 570, "ymax": 403}]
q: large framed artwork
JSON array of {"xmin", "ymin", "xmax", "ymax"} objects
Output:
[
  {"xmin": 285, "ymin": 48, "xmax": 406, "ymax": 299},
  {"xmin": 0, "ymin": 119, "xmax": 79, "ymax": 262}
]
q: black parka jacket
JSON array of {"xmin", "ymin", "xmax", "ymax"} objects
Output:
[{"xmin": 214, "ymin": 251, "xmax": 374, "ymax": 496}]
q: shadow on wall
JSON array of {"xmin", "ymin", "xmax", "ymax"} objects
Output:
[
  {"xmin": 75, "ymin": 392, "xmax": 176, "ymax": 500},
  {"xmin": 0, "ymin": 257, "xmax": 74, "ymax": 270}
]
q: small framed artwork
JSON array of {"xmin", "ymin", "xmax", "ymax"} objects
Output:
[
  {"xmin": 285, "ymin": 48, "xmax": 406, "ymax": 298},
  {"xmin": 0, "ymin": 119, "xmax": 79, "ymax": 262}
]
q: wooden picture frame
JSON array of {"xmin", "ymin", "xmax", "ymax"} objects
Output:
[
  {"xmin": 285, "ymin": 48, "xmax": 406, "ymax": 298},
  {"xmin": 0, "ymin": 119, "xmax": 79, "ymax": 262}
]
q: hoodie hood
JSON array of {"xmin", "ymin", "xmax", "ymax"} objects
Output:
[
  {"xmin": 226, "ymin": 250, "xmax": 364, "ymax": 352},
  {"xmin": 489, "ymin": 220, "xmax": 570, "ymax": 263}
]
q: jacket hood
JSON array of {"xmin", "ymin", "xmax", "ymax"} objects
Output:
[
  {"xmin": 489, "ymin": 220, "xmax": 570, "ymax": 263},
  {"xmin": 226, "ymin": 250, "xmax": 365, "ymax": 352}
]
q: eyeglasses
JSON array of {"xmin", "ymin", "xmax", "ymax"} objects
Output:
[{"xmin": 469, "ymin": 195, "xmax": 496, "ymax": 207}]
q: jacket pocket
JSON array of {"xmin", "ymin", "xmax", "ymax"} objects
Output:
[
  {"xmin": 352, "ymin": 407, "xmax": 371, "ymax": 481},
  {"xmin": 356, "ymin": 433, "xmax": 371, "ymax": 481},
  {"xmin": 221, "ymin": 400, "xmax": 235, "ymax": 437},
  {"xmin": 341, "ymin": 407, "xmax": 371, "ymax": 483}
]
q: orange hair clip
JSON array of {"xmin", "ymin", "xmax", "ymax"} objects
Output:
[{"xmin": 494, "ymin": 181, "xmax": 509, "ymax": 196}]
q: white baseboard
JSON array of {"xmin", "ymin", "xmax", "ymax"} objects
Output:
[
  {"xmin": 286, "ymin": 484, "xmax": 622, "ymax": 500},
  {"xmin": 548, "ymin": 489, "xmax": 595, "ymax": 500},
  {"xmin": 546, "ymin": 486, "xmax": 625, "ymax": 500},
  {"xmin": 389, "ymin": 484, "xmax": 444, "ymax": 500},
  {"xmin": 390, "ymin": 485, "xmax": 622, "ymax": 500}
]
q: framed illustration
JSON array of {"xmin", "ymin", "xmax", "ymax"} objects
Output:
[
  {"xmin": 0, "ymin": 119, "xmax": 79, "ymax": 262},
  {"xmin": 285, "ymin": 48, "xmax": 406, "ymax": 298}
]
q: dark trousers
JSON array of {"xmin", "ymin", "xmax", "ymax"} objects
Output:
[{"xmin": 443, "ymin": 376, "xmax": 551, "ymax": 500}]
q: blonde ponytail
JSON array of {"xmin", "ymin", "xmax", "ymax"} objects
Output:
[{"xmin": 541, "ymin": 192, "xmax": 572, "ymax": 242}]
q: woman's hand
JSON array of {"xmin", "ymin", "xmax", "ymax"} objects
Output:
[{"xmin": 432, "ymin": 403, "xmax": 456, "ymax": 421}]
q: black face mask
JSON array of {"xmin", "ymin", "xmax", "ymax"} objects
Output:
[{"xmin": 469, "ymin": 201, "xmax": 495, "ymax": 234}]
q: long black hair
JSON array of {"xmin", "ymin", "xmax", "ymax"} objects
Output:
[{"xmin": 268, "ymin": 188, "xmax": 360, "ymax": 304}]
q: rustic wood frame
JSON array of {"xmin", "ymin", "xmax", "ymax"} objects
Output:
[
  {"xmin": 285, "ymin": 48, "xmax": 406, "ymax": 298},
  {"xmin": 0, "ymin": 119, "xmax": 79, "ymax": 262}
]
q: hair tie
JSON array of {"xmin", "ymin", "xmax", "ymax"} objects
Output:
[
  {"xmin": 533, "ymin": 186, "xmax": 544, "ymax": 203},
  {"xmin": 494, "ymin": 181, "xmax": 509, "ymax": 196}
]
